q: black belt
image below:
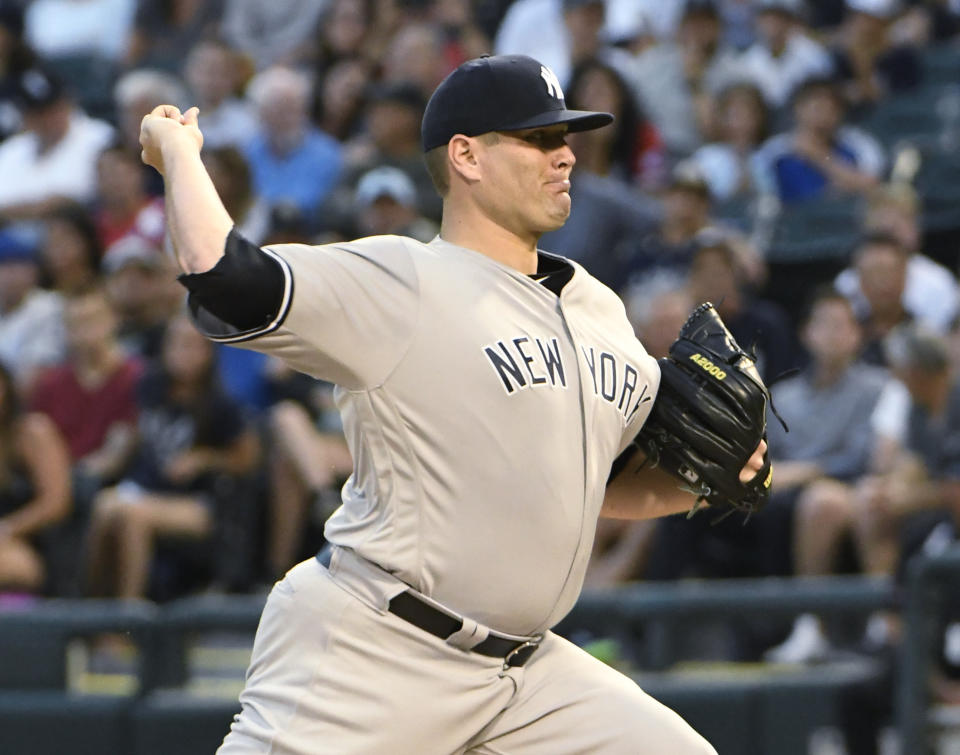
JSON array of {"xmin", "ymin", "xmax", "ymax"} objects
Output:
[{"xmin": 317, "ymin": 548, "xmax": 540, "ymax": 667}]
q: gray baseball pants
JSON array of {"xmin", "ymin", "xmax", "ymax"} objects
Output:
[{"xmin": 217, "ymin": 549, "xmax": 716, "ymax": 754}]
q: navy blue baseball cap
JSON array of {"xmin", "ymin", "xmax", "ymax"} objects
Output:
[{"xmin": 421, "ymin": 55, "xmax": 613, "ymax": 152}]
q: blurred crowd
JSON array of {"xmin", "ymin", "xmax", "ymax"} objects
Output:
[{"xmin": 1, "ymin": 0, "xmax": 960, "ymax": 699}]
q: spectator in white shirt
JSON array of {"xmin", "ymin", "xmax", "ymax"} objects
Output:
[
  {"xmin": 836, "ymin": 183, "xmax": 960, "ymax": 333},
  {"xmin": 0, "ymin": 231, "xmax": 65, "ymax": 391},
  {"xmin": 24, "ymin": 0, "xmax": 135, "ymax": 63},
  {"xmin": 0, "ymin": 67, "xmax": 113, "ymax": 224},
  {"xmin": 690, "ymin": 81, "xmax": 771, "ymax": 201},
  {"xmin": 729, "ymin": 0, "xmax": 834, "ymax": 108},
  {"xmin": 618, "ymin": 0, "xmax": 742, "ymax": 155}
]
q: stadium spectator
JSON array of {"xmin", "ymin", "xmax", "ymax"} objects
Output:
[
  {"xmin": 565, "ymin": 58, "xmax": 666, "ymax": 191},
  {"xmin": 314, "ymin": 57, "xmax": 370, "ymax": 142},
  {"xmin": 685, "ymin": 234, "xmax": 799, "ymax": 384},
  {"xmin": 428, "ymin": 0, "xmax": 491, "ymax": 66},
  {"xmin": 381, "ymin": 21, "xmax": 453, "ymax": 100},
  {"xmin": 265, "ymin": 382, "xmax": 352, "ymax": 580},
  {"xmin": 114, "ymin": 68, "xmax": 188, "ymax": 153},
  {"xmin": 0, "ymin": 67, "xmax": 114, "ymax": 224},
  {"xmin": 0, "ymin": 232, "xmax": 65, "ymax": 391},
  {"xmin": 717, "ymin": 0, "xmax": 760, "ymax": 50},
  {"xmin": 536, "ymin": 59, "xmax": 663, "ymax": 277},
  {"xmin": 23, "ymin": 0, "xmax": 135, "ymax": 118},
  {"xmin": 690, "ymin": 82, "xmax": 771, "ymax": 201},
  {"xmin": 125, "ymin": 0, "xmax": 225, "ymax": 73},
  {"xmin": 84, "ymin": 314, "xmax": 259, "ymax": 600},
  {"xmin": 0, "ymin": 361, "xmax": 71, "ymax": 593},
  {"xmin": 30, "ymin": 287, "xmax": 142, "ymax": 492},
  {"xmin": 836, "ymin": 182, "xmax": 960, "ymax": 333},
  {"xmin": 850, "ymin": 231, "xmax": 914, "ymax": 366},
  {"xmin": 729, "ymin": 0, "xmax": 834, "ymax": 109},
  {"xmin": 840, "ymin": 324, "xmax": 960, "ymax": 668},
  {"xmin": 762, "ymin": 287, "xmax": 890, "ymax": 662},
  {"xmin": 617, "ymin": 0, "xmax": 692, "ymax": 40},
  {"xmin": 752, "ymin": 77, "xmax": 885, "ymax": 203},
  {"xmin": 28, "ymin": 287, "xmax": 142, "ymax": 593},
  {"xmin": 623, "ymin": 272, "xmax": 695, "ymax": 360},
  {"xmin": 0, "ymin": 2, "xmax": 36, "ymax": 142},
  {"xmin": 113, "ymin": 68, "xmax": 187, "ymax": 196},
  {"xmin": 94, "ymin": 144, "xmax": 166, "ymax": 250},
  {"xmin": 220, "ymin": 0, "xmax": 327, "ymax": 71},
  {"xmin": 181, "ymin": 36, "xmax": 257, "ymax": 151},
  {"xmin": 562, "ymin": 0, "xmax": 608, "ymax": 82},
  {"xmin": 537, "ymin": 170, "xmax": 660, "ymax": 285},
  {"xmin": 619, "ymin": 0, "xmax": 741, "ymax": 155},
  {"xmin": 24, "ymin": 0, "xmax": 134, "ymax": 64},
  {"xmin": 352, "ymin": 166, "xmax": 438, "ymax": 242},
  {"xmin": 902, "ymin": 0, "xmax": 960, "ymax": 42},
  {"xmin": 202, "ymin": 147, "xmax": 271, "ymax": 245},
  {"xmin": 604, "ymin": 163, "xmax": 714, "ymax": 291},
  {"xmin": 313, "ymin": 0, "xmax": 373, "ymax": 74},
  {"xmin": 244, "ymin": 66, "xmax": 343, "ymax": 221},
  {"xmin": 494, "ymin": 0, "xmax": 595, "ymax": 88},
  {"xmin": 102, "ymin": 235, "xmax": 182, "ymax": 361},
  {"xmin": 829, "ymin": 0, "xmax": 922, "ymax": 110},
  {"xmin": 340, "ymin": 81, "xmax": 439, "ymax": 221},
  {"xmin": 609, "ymin": 163, "xmax": 763, "ymax": 293},
  {"xmin": 38, "ymin": 204, "xmax": 102, "ymax": 296}
]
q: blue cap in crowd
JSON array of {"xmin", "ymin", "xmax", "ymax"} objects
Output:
[
  {"xmin": 420, "ymin": 54, "xmax": 613, "ymax": 152},
  {"xmin": 0, "ymin": 231, "xmax": 36, "ymax": 265}
]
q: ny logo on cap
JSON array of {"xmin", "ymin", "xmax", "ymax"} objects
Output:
[{"xmin": 540, "ymin": 65, "xmax": 564, "ymax": 101}]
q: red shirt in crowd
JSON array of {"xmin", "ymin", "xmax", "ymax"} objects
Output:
[
  {"xmin": 29, "ymin": 358, "xmax": 144, "ymax": 461},
  {"xmin": 96, "ymin": 197, "xmax": 166, "ymax": 251}
]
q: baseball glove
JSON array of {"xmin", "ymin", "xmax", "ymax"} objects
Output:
[{"xmin": 634, "ymin": 302, "xmax": 778, "ymax": 516}]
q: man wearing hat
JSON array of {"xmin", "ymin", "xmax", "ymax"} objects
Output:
[
  {"xmin": 353, "ymin": 165, "xmax": 438, "ymax": 242},
  {"xmin": 141, "ymin": 54, "xmax": 766, "ymax": 753},
  {"xmin": 0, "ymin": 66, "xmax": 113, "ymax": 223}
]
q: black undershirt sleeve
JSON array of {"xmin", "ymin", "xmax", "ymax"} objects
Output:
[{"xmin": 178, "ymin": 228, "xmax": 286, "ymax": 331}]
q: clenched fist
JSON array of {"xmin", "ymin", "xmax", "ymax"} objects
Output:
[{"xmin": 139, "ymin": 105, "xmax": 203, "ymax": 176}]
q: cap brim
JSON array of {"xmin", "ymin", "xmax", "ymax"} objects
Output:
[{"xmin": 498, "ymin": 108, "xmax": 614, "ymax": 134}]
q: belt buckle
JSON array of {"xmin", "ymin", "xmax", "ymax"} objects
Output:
[{"xmin": 503, "ymin": 637, "xmax": 542, "ymax": 669}]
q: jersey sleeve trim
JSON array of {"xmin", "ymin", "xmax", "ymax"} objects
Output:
[
  {"xmin": 200, "ymin": 246, "xmax": 293, "ymax": 343},
  {"xmin": 183, "ymin": 235, "xmax": 295, "ymax": 344}
]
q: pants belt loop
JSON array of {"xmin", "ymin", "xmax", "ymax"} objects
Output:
[{"xmin": 444, "ymin": 617, "xmax": 490, "ymax": 651}]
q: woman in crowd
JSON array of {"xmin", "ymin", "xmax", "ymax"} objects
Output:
[
  {"xmin": 690, "ymin": 82, "xmax": 771, "ymax": 202},
  {"xmin": 0, "ymin": 360, "xmax": 71, "ymax": 592},
  {"xmin": 84, "ymin": 313, "xmax": 258, "ymax": 600},
  {"xmin": 38, "ymin": 203, "xmax": 102, "ymax": 295},
  {"xmin": 565, "ymin": 58, "xmax": 667, "ymax": 192}
]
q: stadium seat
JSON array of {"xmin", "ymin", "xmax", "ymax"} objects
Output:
[
  {"xmin": 855, "ymin": 86, "xmax": 954, "ymax": 150},
  {"xmin": 0, "ymin": 600, "xmax": 158, "ymax": 754},
  {"xmin": 132, "ymin": 690, "xmax": 239, "ymax": 755},
  {"xmin": 920, "ymin": 43, "xmax": 960, "ymax": 89},
  {"xmin": 0, "ymin": 600, "xmax": 158, "ymax": 690},
  {"xmin": 0, "ymin": 692, "xmax": 132, "ymax": 755},
  {"xmin": 764, "ymin": 195, "xmax": 864, "ymax": 264}
]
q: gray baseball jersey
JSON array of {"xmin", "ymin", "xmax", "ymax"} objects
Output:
[{"xmin": 192, "ymin": 234, "xmax": 659, "ymax": 636}]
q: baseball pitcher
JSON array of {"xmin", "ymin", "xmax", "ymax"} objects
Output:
[{"xmin": 140, "ymin": 54, "xmax": 769, "ymax": 754}]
